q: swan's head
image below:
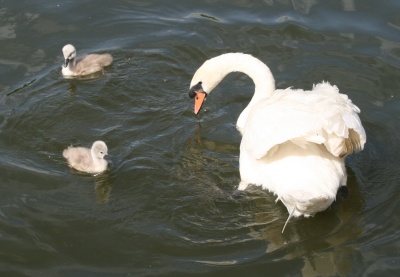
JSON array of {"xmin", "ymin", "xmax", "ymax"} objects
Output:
[
  {"xmin": 189, "ymin": 52, "xmax": 275, "ymax": 114},
  {"xmin": 62, "ymin": 44, "xmax": 77, "ymax": 68},
  {"xmin": 91, "ymin": 140, "xmax": 108, "ymax": 160},
  {"xmin": 189, "ymin": 55, "xmax": 232, "ymax": 114},
  {"xmin": 189, "ymin": 81, "xmax": 207, "ymax": 115}
]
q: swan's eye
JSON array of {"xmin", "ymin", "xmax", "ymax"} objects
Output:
[{"xmin": 189, "ymin": 81, "xmax": 205, "ymax": 98}]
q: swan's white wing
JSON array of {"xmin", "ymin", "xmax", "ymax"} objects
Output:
[{"xmin": 241, "ymin": 82, "xmax": 366, "ymax": 160}]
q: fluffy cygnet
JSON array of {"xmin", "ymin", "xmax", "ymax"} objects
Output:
[
  {"xmin": 61, "ymin": 44, "xmax": 113, "ymax": 77},
  {"xmin": 63, "ymin": 140, "xmax": 108, "ymax": 174}
]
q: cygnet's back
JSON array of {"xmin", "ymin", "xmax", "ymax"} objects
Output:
[
  {"xmin": 62, "ymin": 44, "xmax": 113, "ymax": 77},
  {"xmin": 63, "ymin": 140, "xmax": 108, "ymax": 174}
]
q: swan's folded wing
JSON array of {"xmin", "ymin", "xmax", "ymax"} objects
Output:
[
  {"xmin": 76, "ymin": 54, "xmax": 113, "ymax": 75},
  {"xmin": 241, "ymin": 83, "xmax": 366, "ymax": 160}
]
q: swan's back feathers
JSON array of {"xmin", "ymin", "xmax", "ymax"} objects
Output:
[
  {"xmin": 242, "ymin": 82, "xmax": 366, "ymax": 160},
  {"xmin": 63, "ymin": 146, "xmax": 93, "ymax": 172},
  {"xmin": 75, "ymin": 53, "xmax": 113, "ymax": 76}
]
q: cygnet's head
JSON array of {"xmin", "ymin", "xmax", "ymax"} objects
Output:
[
  {"xmin": 92, "ymin": 140, "xmax": 108, "ymax": 159},
  {"xmin": 62, "ymin": 44, "xmax": 77, "ymax": 68}
]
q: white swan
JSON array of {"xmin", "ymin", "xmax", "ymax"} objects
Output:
[
  {"xmin": 61, "ymin": 44, "xmax": 113, "ymax": 77},
  {"xmin": 189, "ymin": 53, "xmax": 366, "ymax": 231},
  {"xmin": 63, "ymin": 141, "xmax": 108, "ymax": 174}
]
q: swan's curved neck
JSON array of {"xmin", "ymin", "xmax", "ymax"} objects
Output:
[
  {"xmin": 90, "ymin": 148, "xmax": 102, "ymax": 164},
  {"xmin": 68, "ymin": 58, "xmax": 76, "ymax": 69},
  {"xmin": 207, "ymin": 53, "xmax": 276, "ymax": 131},
  {"xmin": 229, "ymin": 54, "xmax": 275, "ymax": 101}
]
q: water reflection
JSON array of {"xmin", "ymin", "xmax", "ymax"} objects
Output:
[
  {"xmin": 0, "ymin": 49, "xmax": 46, "ymax": 76},
  {"xmin": 342, "ymin": 0, "xmax": 355, "ymax": 11},
  {"xmin": 94, "ymin": 171, "xmax": 113, "ymax": 204},
  {"xmin": 63, "ymin": 167, "xmax": 113, "ymax": 204},
  {"xmin": 177, "ymin": 123, "xmax": 236, "ymax": 200},
  {"xmin": 66, "ymin": 80, "xmax": 78, "ymax": 95},
  {"xmin": 291, "ymin": 0, "xmax": 317, "ymax": 14},
  {"xmin": 263, "ymin": 0, "xmax": 355, "ymax": 13},
  {"xmin": 0, "ymin": 0, "xmax": 399, "ymax": 275}
]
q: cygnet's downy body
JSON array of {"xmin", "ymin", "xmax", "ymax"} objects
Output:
[
  {"xmin": 62, "ymin": 44, "xmax": 113, "ymax": 77},
  {"xmin": 63, "ymin": 140, "xmax": 108, "ymax": 174}
]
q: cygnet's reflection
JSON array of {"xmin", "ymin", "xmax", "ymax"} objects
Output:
[{"xmin": 94, "ymin": 170, "xmax": 113, "ymax": 204}]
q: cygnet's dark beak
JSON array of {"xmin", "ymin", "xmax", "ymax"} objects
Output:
[{"xmin": 64, "ymin": 59, "xmax": 69, "ymax": 68}]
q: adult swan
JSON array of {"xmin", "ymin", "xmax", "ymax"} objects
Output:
[{"xmin": 189, "ymin": 53, "xmax": 366, "ymax": 231}]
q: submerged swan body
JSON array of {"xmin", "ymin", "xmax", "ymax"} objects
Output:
[
  {"xmin": 61, "ymin": 44, "xmax": 113, "ymax": 77},
  {"xmin": 189, "ymin": 53, "xmax": 366, "ymax": 230},
  {"xmin": 63, "ymin": 140, "xmax": 108, "ymax": 174}
]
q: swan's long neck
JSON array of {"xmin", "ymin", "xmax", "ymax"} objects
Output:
[
  {"xmin": 68, "ymin": 58, "xmax": 76, "ymax": 70},
  {"xmin": 191, "ymin": 53, "xmax": 275, "ymax": 131},
  {"xmin": 229, "ymin": 54, "xmax": 276, "ymax": 101},
  {"xmin": 227, "ymin": 55, "xmax": 275, "ymax": 133},
  {"xmin": 90, "ymin": 148, "xmax": 102, "ymax": 165}
]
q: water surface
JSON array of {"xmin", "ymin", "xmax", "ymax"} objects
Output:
[{"xmin": 1, "ymin": 0, "xmax": 400, "ymax": 276}]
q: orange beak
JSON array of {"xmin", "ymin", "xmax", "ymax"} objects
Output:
[{"xmin": 194, "ymin": 91, "xmax": 206, "ymax": 115}]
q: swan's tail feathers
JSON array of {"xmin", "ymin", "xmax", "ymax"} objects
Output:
[
  {"xmin": 280, "ymin": 191, "xmax": 335, "ymax": 219},
  {"xmin": 282, "ymin": 206, "xmax": 296, "ymax": 233}
]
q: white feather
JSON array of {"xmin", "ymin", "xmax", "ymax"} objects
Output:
[{"xmin": 242, "ymin": 82, "xmax": 366, "ymax": 160}]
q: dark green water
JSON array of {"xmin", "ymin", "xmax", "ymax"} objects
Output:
[{"xmin": 1, "ymin": 0, "xmax": 400, "ymax": 276}]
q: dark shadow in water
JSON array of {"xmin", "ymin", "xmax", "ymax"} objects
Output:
[
  {"xmin": 94, "ymin": 170, "xmax": 113, "ymax": 204},
  {"xmin": 199, "ymin": 13, "xmax": 220, "ymax": 22},
  {"xmin": 66, "ymin": 80, "xmax": 78, "ymax": 95},
  {"xmin": 190, "ymin": 122, "xmax": 203, "ymax": 146},
  {"xmin": 177, "ymin": 123, "xmax": 233, "ymax": 198},
  {"xmin": 64, "ymin": 166, "xmax": 113, "ymax": 204},
  {"xmin": 186, "ymin": 13, "xmax": 222, "ymax": 22},
  {"xmin": 6, "ymin": 78, "xmax": 36, "ymax": 96}
]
